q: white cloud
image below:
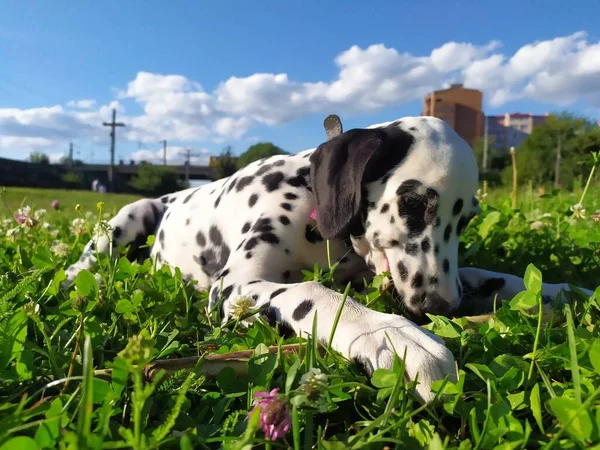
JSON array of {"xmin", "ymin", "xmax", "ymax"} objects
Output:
[
  {"xmin": 67, "ymin": 99, "xmax": 97, "ymax": 109},
  {"xmin": 1, "ymin": 31, "xmax": 599, "ymax": 157}
]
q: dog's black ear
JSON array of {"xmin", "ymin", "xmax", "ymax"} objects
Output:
[{"xmin": 309, "ymin": 126, "xmax": 412, "ymax": 239}]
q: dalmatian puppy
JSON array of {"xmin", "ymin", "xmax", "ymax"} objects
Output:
[{"xmin": 64, "ymin": 116, "xmax": 594, "ymax": 403}]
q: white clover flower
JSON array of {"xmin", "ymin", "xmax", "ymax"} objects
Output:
[
  {"xmin": 15, "ymin": 206, "xmax": 37, "ymax": 229},
  {"xmin": 51, "ymin": 241, "xmax": 70, "ymax": 257},
  {"xmin": 93, "ymin": 220, "xmax": 113, "ymax": 239},
  {"xmin": 530, "ymin": 221, "xmax": 545, "ymax": 231},
  {"xmin": 85, "ymin": 211, "xmax": 94, "ymax": 219},
  {"xmin": 34, "ymin": 208, "xmax": 47, "ymax": 220},
  {"xmin": 6, "ymin": 227, "xmax": 20, "ymax": 242},
  {"xmin": 71, "ymin": 218, "xmax": 87, "ymax": 236},
  {"xmin": 541, "ymin": 213, "xmax": 552, "ymax": 219},
  {"xmin": 570, "ymin": 203, "xmax": 586, "ymax": 220},
  {"xmin": 228, "ymin": 296, "xmax": 258, "ymax": 326},
  {"xmin": 299, "ymin": 368, "xmax": 328, "ymax": 411}
]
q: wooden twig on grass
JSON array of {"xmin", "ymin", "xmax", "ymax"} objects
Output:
[{"xmin": 92, "ymin": 310, "xmax": 564, "ymax": 384}]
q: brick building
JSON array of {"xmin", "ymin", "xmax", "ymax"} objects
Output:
[{"xmin": 422, "ymin": 84, "xmax": 484, "ymax": 146}]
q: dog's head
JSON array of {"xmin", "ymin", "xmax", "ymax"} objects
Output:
[{"xmin": 309, "ymin": 116, "xmax": 480, "ymax": 318}]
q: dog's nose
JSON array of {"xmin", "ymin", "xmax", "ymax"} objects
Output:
[{"xmin": 421, "ymin": 292, "xmax": 451, "ymax": 316}]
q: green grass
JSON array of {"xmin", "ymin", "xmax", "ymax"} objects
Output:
[{"xmin": 0, "ymin": 181, "xmax": 599, "ymax": 449}]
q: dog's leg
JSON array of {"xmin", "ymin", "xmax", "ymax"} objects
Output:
[
  {"xmin": 456, "ymin": 267, "xmax": 596, "ymax": 316},
  {"xmin": 208, "ymin": 274, "xmax": 456, "ymax": 403},
  {"xmin": 63, "ymin": 198, "xmax": 169, "ymax": 288}
]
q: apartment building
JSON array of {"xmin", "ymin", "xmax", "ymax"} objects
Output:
[
  {"xmin": 422, "ymin": 84, "xmax": 484, "ymax": 146},
  {"xmin": 486, "ymin": 113, "xmax": 550, "ymax": 150}
]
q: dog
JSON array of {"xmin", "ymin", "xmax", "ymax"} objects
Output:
[{"xmin": 64, "ymin": 115, "xmax": 593, "ymax": 403}]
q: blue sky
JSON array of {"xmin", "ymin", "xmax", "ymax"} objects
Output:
[{"xmin": 1, "ymin": 0, "xmax": 599, "ymax": 165}]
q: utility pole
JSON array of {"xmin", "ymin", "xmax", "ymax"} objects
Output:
[
  {"xmin": 102, "ymin": 108, "xmax": 125, "ymax": 192},
  {"xmin": 161, "ymin": 140, "xmax": 167, "ymax": 166},
  {"xmin": 184, "ymin": 148, "xmax": 201, "ymax": 186},
  {"xmin": 68, "ymin": 142, "xmax": 74, "ymax": 169},
  {"xmin": 482, "ymin": 114, "xmax": 488, "ymax": 173}
]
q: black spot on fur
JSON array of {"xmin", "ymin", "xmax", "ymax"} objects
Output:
[
  {"xmin": 214, "ymin": 194, "xmax": 223, "ymax": 208},
  {"xmin": 161, "ymin": 197, "xmax": 169, "ymax": 204},
  {"xmin": 261, "ymin": 304, "xmax": 296, "ymax": 339},
  {"xmin": 412, "ymin": 273, "xmax": 423, "ymax": 288},
  {"xmin": 186, "ymin": 218, "xmax": 191, "ymax": 226},
  {"xmin": 444, "ymin": 224, "xmax": 452, "ymax": 242},
  {"xmin": 245, "ymin": 252, "xmax": 253, "ymax": 259},
  {"xmin": 242, "ymin": 222, "xmax": 251, "ymax": 233},
  {"xmin": 248, "ymin": 280, "xmax": 261, "ymax": 285},
  {"xmin": 248, "ymin": 194, "xmax": 258, "ymax": 207},
  {"xmin": 397, "ymin": 180, "xmax": 437, "ymax": 238},
  {"xmin": 236, "ymin": 176, "xmax": 254, "ymax": 192},
  {"xmin": 405, "ymin": 242, "xmax": 419, "ymax": 255},
  {"xmin": 280, "ymin": 202, "xmax": 292, "ymax": 211},
  {"xmin": 279, "ymin": 215, "xmax": 291, "ymax": 226},
  {"xmin": 273, "ymin": 159, "xmax": 285, "ymax": 167},
  {"xmin": 457, "ymin": 215, "xmax": 469, "ymax": 235},
  {"xmin": 158, "ymin": 229, "xmax": 165, "ymax": 246},
  {"xmin": 282, "ymin": 270, "xmax": 291, "ymax": 281},
  {"xmin": 390, "ymin": 239, "xmax": 400, "ymax": 247},
  {"xmin": 443, "ymin": 259, "xmax": 450, "ymax": 273},
  {"xmin": 260, "ymin": 233, "xmax": 280, "ymax": 245},
  {"xmin": 305, "ymin": 224, "xmax": 323, "ymax": 244},
  {"xmin": 284, "ymin": 192, "xmax": 298, "ymax": 200},
  {"xmin": 453, "ymin": 198, "xmax": 464, "ymax": 216},
  {"xmin": 113, "ymin": 226, "xmax": 122, "ymax": 239},
  {"xmin": 183, "ymin": 188, "xmax": 200, "ymax": 204},
  {"xmin": 252, "ymin": 218, "xmax": 274, "ymax": 234},
  {"xmin": 220, "ymin": 268, "xmax": 230, "ymax": 278},
  {"xmin": 421, "ymin": 238, "xmax": 431, "ymax": 253},
  {"xmin": 262, "ymin": 171, "xmax": 285, "ymax": 192},
  {"xmin": 196, "ymin": 231, "xmax": 206, "ymax": 247},
  {"xmin": 478, "ymin": 278, "xmax": 506, "ymax": 298},
  {"xmin": 222, "ymin": 285, "xmax": 234, "ymax": 299},
  {"xmin": 209, "ymin": 225, "xmax": 223, "ymax": 246},
  {"xmin": 270, "ymin": 288, "xmax": 287, "ymax": 300},
  {"xmin": 397, "ymin": 261, "xmax": 409, "ymax": 281},
  {"xmin": 434, "ymin": 217, "xmax": 441, "ymax": 228},
  {"xmin": 226, "ymin": 178, "xmax": 238, "ymax": 193},
  {"xmin": 256, "ymin": 164, "xmax": 272, "ymax": 176},
  {"xmin": 244, "ymin": 237, "xmax": 258, "ymax": 251},
  {"xmin": 380, "ymin": 203, "xmax": 389, "ymax": 214},
  {"xmin": 434, "ymin": 244, "xmax": 440, "ymax": 254},
  {"xmin": 292, "ymin": 300, "xmax": 314, "ymax": 321},
  {"xmin": 429, "ymin": 276, "xmax": 438, "ymax": 285},
  {"xmin": 128, "ymin": 213, "xmax": 135, "ymax": 220}
]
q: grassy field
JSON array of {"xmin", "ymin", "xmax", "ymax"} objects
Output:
[{"xmin": 0, "ymin": 180, "xmax": 599, "ymax": 449}]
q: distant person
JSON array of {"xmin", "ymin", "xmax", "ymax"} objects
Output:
[{"xmin": 92, "ymin": 179, "xmax": 100, "ymax": 192}]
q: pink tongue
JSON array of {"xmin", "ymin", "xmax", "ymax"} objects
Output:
[{"xmin": 384, "ymin": 253, "xmax": 390, "ymax": 272}]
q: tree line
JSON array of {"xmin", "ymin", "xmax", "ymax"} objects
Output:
[{"xmin": 473, "ymin": 111, "xmax": 600, "ymax": 189}]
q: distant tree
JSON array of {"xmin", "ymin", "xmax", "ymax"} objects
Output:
[
  {"xmin": 129, "ymin": 163, "xmax": 184, "ymax": 196},
  {"xmin": 29, "ymin": 152, "xmax": 50, "ymax": 165},
  {"xmin": 214, "ymin": 146, "xmax": 239, "ymax": 179},
  {"xmin": 61, "ymin": 171, "xmax": 84, "ymax": 188},
  {"xmin": 236, "ymin": 142, "xmax": 288, "ymax": 169},
  {"xmin": 516, "ymin": 111, "xmax": 598, "ymax": 188},
  {"xmin": 59, "ymin": 155, "xmax": 84, "ymax": 166}
]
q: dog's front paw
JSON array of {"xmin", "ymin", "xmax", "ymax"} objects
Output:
[{"xmin": 345, "ymin": 314, "xmax": 456, "ymax": 403}]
